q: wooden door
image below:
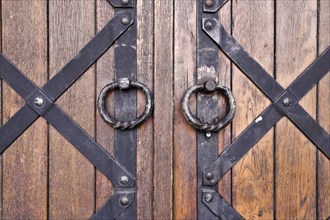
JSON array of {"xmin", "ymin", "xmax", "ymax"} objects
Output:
[{"xmin": 0, "ymin": 0, "xmax": 329, "ymax": 219}]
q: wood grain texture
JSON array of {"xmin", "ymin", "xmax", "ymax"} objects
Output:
[
  {"xmin": 48, "ymin": 1, "xmax": 95, "ymax": 218},
  {"xmin": 276, "ymin": 0, "xmax": 317, "ymax": 219},
  {"xmin": 136, "ymin": 0, "xmax": 154, "ymax": 219},
  {"xmin": 232, "ymin": 1, "xmax": 274, "ymax": 219},
  {"xmin": 2, "ymin": 1, "xmax": 48, "ymax": 218},
  {"xmin": 0, "ymin": 1, "xmax": 2, "ymax": 217},
  {"xmin": 173, "ymin": 0, "xmax": 197, "ymax": 219},
  {"xmin": 318, "ymin": 0, "xmax": 330, "ymax": 219},
  {"xmin": 217, "ymin": 1, "xmax": 232, "ymax": 203},
  {"xmin": 95, "ymin": 0, "xmax": 115, "ymax": 212},
  {"xmin": 154, "ymin": 0, "xmax": 173, "ymax": 218}
]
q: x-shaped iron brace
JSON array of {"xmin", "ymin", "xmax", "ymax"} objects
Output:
[
  {"xmin": 0, "ymin": 6, "xmax": 137, "ymax": 219},
  {"xmin": 198, "ymin": 15, "xmax": 330, "ymax": 220}
]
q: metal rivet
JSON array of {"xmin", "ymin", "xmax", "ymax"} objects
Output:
[
  {"xmin": 204, "ymin": 20, "xmax": 214, "ymax": 30},
  {"xmin": 205, "ymin": 81, "xmax": 216, "ymax": 92},
  {"xmin": 119, "ymin": 176, "xmax": 129, "ymax": 185},
  {"xmin": 121, "ymin": 0, "xmax": 130, "ymax": 5},
  {"xmin": 282, "ymin": 97, "xmax": 292, "ymax": 107},
  {"xmin": 34, "ymin": 97, "xmax": 44, "ymax": 107},
  {"xmin": 205, "ymin": 193, "xmax": 213, "ymax": 202},
  {"xmin": 120, "ymin": 196, "xmax": 129, "ymax": 206},
  {"xmin": 205, "ymin": 172, "xmax": 214, "ymax": 180},
  {"xmin": 205, "ymin": 0, "xmax": 214, "ymax": 7},
  {"xmin": 206, "ymin": 132, "xmax": 212, "ymax": 138},
  {"xmin": 118, "ymin": 78, "xmax": 131, "ymax": 89},
  {"xmin": 121, "ymin": 16, "xmax": 130, "ymax": 25}
]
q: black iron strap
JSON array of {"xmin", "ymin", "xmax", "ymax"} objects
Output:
[
  {"xmin": 0, "ymin": 1, "xmax": 150, "ymax": 218},
  {"xmin": 192, "ymin": 0, "xmax": 330, "ymax": 219},
  {"xmin": 202, "ymin": 21, "xmax": 330, "ymax": 185},
  {"xmin": 203, "ymin": 0, "xmax": 229, "ymax": 13},
  {"xmin": 194, "ymin": 0, "xmax": 236, "ymax": 219},
  {"xmin": 94, "ymin": 1, "xmax": 143, "ymax": 218},
  {"xmin": 200, "ymin": 18, "xmax": 330, "ymax": 217}
]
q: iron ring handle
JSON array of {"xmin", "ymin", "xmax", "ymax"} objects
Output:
[
  {"xmin": 182, "ymin": 81, "xmax": 236, "ymax": 132},
  {"xmin": 98, "ymin": 78, "xmax": 153, "ymax": 130}
]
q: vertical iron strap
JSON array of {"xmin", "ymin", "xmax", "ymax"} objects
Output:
[
  {"xmin": 114, "ymin": 2, "xmax": 137, "ymax": 219},
  {"xmin": 197, "ymin": 1, "xmax": 219, "ymax": 219}
]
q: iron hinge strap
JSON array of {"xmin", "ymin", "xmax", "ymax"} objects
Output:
[
  {"xmin": 199, "ymin": 3, "xmax": 329, "ymax": 218},
  {"xmin": 201, "ymin": 189, "xmax": 244, "ymax": 220},
  {"xmin": 204, "ymin": 21, "xmax": 330, "ymax": 185},
  {"xmin": 91, "ymin": 191, "xmax": 136, "ymax": 220},
  {"xmin": 203, "ymin": 0, "xmax": 229, "ymax": 13},
  {"xmin": 201, "ymin": 19, "xmax": 330, "ymax": 170},
  {"xmin": 94, "ymin": 1, "xmax": 140, "ymax": 219},
  {"xmin": 0, "ymin": 8, "xmax": 136, "ymax": 218},
  {"xmin": 107, "ymin": 0, "xmax": 134, "ymax": 8},
  {"xmin": 196, "ymin": 0, "xmax": 226, "ymax": 220},
  {"xmin": 0, "ymin": 54, "xmax": 136, "ymax": 188}
]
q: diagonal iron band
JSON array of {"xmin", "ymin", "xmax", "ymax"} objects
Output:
[
  {"xmin": 98, "ymin": 78, "xmax": 153, "ymax": 130},
  {"xmin": 0, "ymin": 11, "xmax": 136, "ymax": 189},
  {"xmin": 202, "ymin": 18, "xmax": 330, "ymax": 186},
  {"xmin": 202, "ymin": 189, "xmax": 244, "ymax": 219},
  {"xmin": 90, "ymin": 191, "xmax": 135, "ymax": 220},
  {"xmin": 203, "ymin": 0, "xmax": 229, "ymax": 13},
  {"xmin": 0, "ymin": 11, "xmax": 133, "ymax": 151}
]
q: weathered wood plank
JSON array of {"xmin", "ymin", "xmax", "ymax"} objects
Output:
[
  {"xmin": 174, "ymin": 0, "xmax": 196, "ymax": 219},
  {"xmin": 318, "ymin": 0, "xmax": 330, "ymax": 218},
  {"xmin": 232, "ymin": 1, "xmax": 274, "ymax": 219},
  {"xmin": 48, "ymin": 1, "xmax": 95, "ymax": 218},
  {"xmin": 95, "ymin": 0, "xmax": 115, "ymax": 212},
  {"xmin": 217, "ymin": 1, "xmax": 232, "ymax": 203},
  {"xmin": 276, "ymin": 0, "xmax": 317, "ymax": 219},
  {"xmin": 0, "ymin": 1, "xmax": 2, "ymax": 217},
  {"xmin": 154, "ymin": 0, "xmax": 173, "ymax": 218},
  {"xmin": 2, "ymin": 1, "xmax": 47, "ymax": 218},
  {"xmin": 136, "ymin": 0, "xmax": 154, "ymax": 219}
]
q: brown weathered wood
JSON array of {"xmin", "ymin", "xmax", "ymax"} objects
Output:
[
  {"xmin": 232, "ymin": 1, "xmax": 274, "ymax": 219},
  {"xmin": 0, "ymin": 1, "xmax": 2, "ymax": 217},
  {"xmin": 276, "ymin": 1, "xmax": 317, "ymax": 219},
  {"xmin": 95, "ymin": 0, "xmax": 115, "ymax": 211},
  {"xmin": 154, "ymin": 0, "xmax": 173, "ymax": 218},
  {"xmin": 136, "ymin": 0, "xmax": 154, "ymax": 219},
  {"xmin": 318, "ymin": 0, "xmax": 330, "ymax": 218},
  {"xmin": 173, "ymin": 1, "xmax": 196, "ymax": 219},
  {"xmin": 217, "ymin": 1, "xmax": 232, "ymax": 203},
  {"xmin": 2, "ymin": 1, "xmax": 48, "ymax": 218},
  {"xmin": 48, "ymin": 1, "xmax": 95, "ymax": 218}
]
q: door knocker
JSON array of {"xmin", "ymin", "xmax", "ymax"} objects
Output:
[{"xmin": 98, "ymin": 78, "xmax": 153, "ymax": 130}]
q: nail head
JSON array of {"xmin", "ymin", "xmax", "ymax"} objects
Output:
[
  {"xmin": 34, "ymin": 97, "xmax": 44, "ymax": 107},
  {"xmin": 120, "ymin": 196, "xmax": 129, "ymax": 206}
]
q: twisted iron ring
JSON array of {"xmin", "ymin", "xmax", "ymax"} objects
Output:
[
  {"xmin": 182, "ymin": 81, "xmax": 236, "ymax": 132},
  {"xmin": 98, "ymin": 78, "xmax": 153, "ymax": 130}
]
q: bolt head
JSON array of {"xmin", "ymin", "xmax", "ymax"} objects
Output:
[
  {"xmin": 205, "ymin": 81, "xmax": 216, "ymax": 92},
  {"xmin": 121, "ymin": 0, "xmax": 130, "ymax": 5},
  {"xmin": 282, "ymin": 97, "xmax": 292, "ymax": 107},
  {"xmin": 204, "ymin": 20, "xmax": 214, "ymax": 30},
  {"xmin": 120, "ymin": 196, "xmax": 129, "ymax": 206},
  {"xmin": 119, "ymin": 176, "xmax": 129, "ymax": 185},
  {"xmin": 205, "ymin": 172, "xmax": 214, "ymax": 180},
  {"xmin": 205, "ymin": 0, "xmax": 214, "ymax": 7},
  {"xmin": 121, "ymin": 16, "xmax": 130, "ymax": 25},
  {"xmin": 34, "ymin": 97, "xmax": 44, "ymax": 107},
  {"xmin": 205, "ymin": 193, "xmax": 213, "ymax": 202},
  {"xmin": 118, "ymin": 78, "xmax": 131, "ymax": 89}
]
